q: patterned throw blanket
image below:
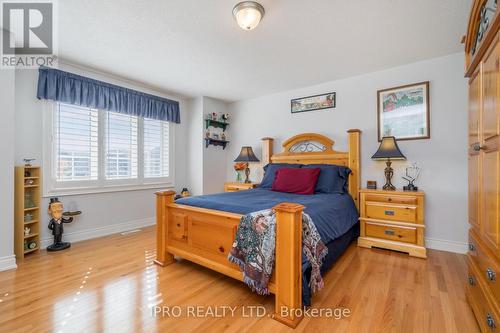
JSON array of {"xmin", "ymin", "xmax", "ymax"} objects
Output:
[{"xmin": 228, "ymin": 209, "xmax": 328, "ymax": 295}]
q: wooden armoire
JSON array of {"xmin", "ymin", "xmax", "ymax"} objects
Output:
[{"xmin": 465, "ymin": 1, "xmax": 500, "ymax": 332}]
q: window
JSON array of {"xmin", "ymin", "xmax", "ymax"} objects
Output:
[
  {"xmin": 45, "ymin": 102, "xmax": 173, "ymax": 195},
  {"xmin": 54, "ymin": 103, "xmax": 99, "ymax": 181},
  {"xmin": 105, "ymin": 112, "xmax": 138, "ymax": 180},
  {"xmin": 143, "ymin": 118, "xmax": 169, "ymax": 178}
]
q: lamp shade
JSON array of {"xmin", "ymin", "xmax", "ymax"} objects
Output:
[
  {"xmin": 234, "ymin": 146, "xmax": 260, "ymax": 162},
  {"xmin": 371, "ymin": 136, "xmax": 406, "ymax": 160}
]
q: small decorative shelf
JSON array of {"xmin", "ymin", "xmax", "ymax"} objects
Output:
[
  {"xmin": 205, "ymin": 138, "xmax": 229, "ymax": 149},
  {"xmin": 24, "ymin": 247, "xmax": 39, "ymax": 255},
  {"xmin": 24, "ymin": 233, "xmax": 39, "ymax": 239},
  {"xmin": 15, "ymin": 166, "xmax": 41, "ymax": 262},
  {"xmin": 205, "ymin": 119, "xmax": 229, "ymax": 132}
]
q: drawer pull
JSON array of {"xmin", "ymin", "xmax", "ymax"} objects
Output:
[
  {"xmin": 384, "ymin": 229, "xmax": 395, "ymax": 236},
  {"xmin": 218, "ymin": 246, "xmax": 225, "ymax": 253},
  {"xmin": 487, "ymin": 313, "xmax": 496, "ymax": 329},
  {"xmin": 486, "ymin": 267, "xmax": 496, "ymax": 281},
  {"xmin": 384, "ymin": 210, "xmax": 395, "ymax": 216},
  {"xmin": 468, "ymin": 276, "xmax": 476, "ymax": 286},
  {"xmin": 388, "ymin": 198, "xmax": 392, "ymax": 202},
  {"xmin": 468, "ymin": 243, "xmax": 476, "ymax": 252}
]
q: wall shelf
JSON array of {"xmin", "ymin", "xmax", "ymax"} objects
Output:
[
  {"xmin": 205, "ymin": 119, "xmax": 229, "ymax": 132},
  {"xmin": 204, "ymin": 138, "xmax": 229, "ymax": 150}
]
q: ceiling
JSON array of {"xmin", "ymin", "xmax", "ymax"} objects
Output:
[{"xmin": 57, "ymin": 0, "xmax": 472, "ymax": 102}]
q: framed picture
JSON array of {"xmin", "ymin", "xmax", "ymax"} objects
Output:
[
  {"xmin": 291, "ymin": 92, "xmax": 336, "ymax": 113},
  {"xmin": 377, "ymin": 81, "xmax": 430, "ymax": 141}
]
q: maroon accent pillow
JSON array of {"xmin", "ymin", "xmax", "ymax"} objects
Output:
[{"xmin": 271, "ymin": 168, "xmax": 321, "ymax": 195}]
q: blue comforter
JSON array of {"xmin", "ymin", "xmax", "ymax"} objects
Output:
[
  {"xmin": 176, "ymin": 188, "xmax": 359, "ymax": 306},
  {"xmin": 176, "ymin": 188, "xmax": 359, "ymax": 244}
]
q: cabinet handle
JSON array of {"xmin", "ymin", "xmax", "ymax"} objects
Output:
[
  {"xmin": 469, "ymin": 243, "xmax": 476, "ymax": 252},
  {"xmin": 384, "ymin": 210, "xmax": 395, "ymax": 216},
  {"xmin": 387, "ymin": 198, "xmax": 392, "ymax": 202},
  {"xmin": 218, "ymin": 246, "xmax": 225, "ymax": 253},
  {"xmin": 468, "ymin": 276, "xmax": 476, "ymax": 286},
  {"xmin": 384, "ymin": 230, "xmax": 395, "ymax": 236},
  {"xmin": 487, "ymin": 313, "xmax": 496, "ymax": 329},
  {"xmin": 473, "ymin": 143, "xmax": 486, "ymax": 151},
  {"xmin": 487, "ymin": 267, "xmax": 496, "ymax": 281},
  {"xmin": 176, "ymin": 223, "xmax": 181, "ymax": 227}
]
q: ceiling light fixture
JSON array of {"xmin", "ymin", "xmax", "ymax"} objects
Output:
[{"xmin": 232, "ymin": 1, "xmax": 265, "ymax": 31}]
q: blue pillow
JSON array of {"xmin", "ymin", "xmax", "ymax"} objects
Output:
[
  {"xmin": 302, "ymin": 164, "xmax": 351, "ymax": 194},
  {"xmin": 260, "ymin": 163, "xmax": 302, "ymax": 189}
]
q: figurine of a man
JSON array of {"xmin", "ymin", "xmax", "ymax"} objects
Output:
[{"xmin": 47, "ymin": 197, "xmax": 73, "ymax": 251}]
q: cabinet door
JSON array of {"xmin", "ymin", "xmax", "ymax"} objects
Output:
[
  {"xmin": 481, "ymin": 39, "xmax": 500, "ymax": 254},
  {"xmin": 469, "ymin": 71, "xmax": 481, "ymax": 231}
]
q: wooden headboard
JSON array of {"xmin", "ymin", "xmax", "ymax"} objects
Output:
[{"xmin": 261, "ymin": 129, "xmax": 361, "ymax": 209}]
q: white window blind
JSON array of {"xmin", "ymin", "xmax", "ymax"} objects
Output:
[
  {"xmin": 105, "ymin": 112, "xmax": 138, "ymax": 180},
  {"xmin": 54, "ymin": 103, "xmax": 98, "ymax": 181},
  {"xmin": 47, "ymin": 102, "xmax": 173, "ymax": 196},
  {"xmin": 143, "ymin": 118, "xmax": 169, "ymax": 178}
]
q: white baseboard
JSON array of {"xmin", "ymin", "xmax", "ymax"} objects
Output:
[
  {"xmin": 34, "ymin": 218, "xmax": 465, "ymax": 255},
  {"xmin": 0, "ymin": 255, "xmax": 17, "ymax": 272},
  {"xmin": 425, "ymin": 237, "xmax": 468, "ymax": 254},
  {"xmin": 41, "ymin": 217, "xmax": 155, "ymax": 249}
]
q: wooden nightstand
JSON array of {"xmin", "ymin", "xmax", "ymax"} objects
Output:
[
  {"xmin": 357, "ymin": 189, "xmax": 426, "ymax": 258},
  {"xmin": 224, "ymin": 182, "xmax": 259, "ymax": 192}
]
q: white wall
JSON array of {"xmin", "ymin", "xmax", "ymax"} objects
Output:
[
  {"xmin": 0, "ymin": 66, "xmax": 17, "ymax": 271},
  {"xmin": 225, "ymin": 52, "xmax": 468, "ymax": 253},
  {"xmin": 185, "ymin": 97, "xmax": 204, "ymax": 195},
  {"xmin": 202, "ymin": 97, "xmax": 228, "ymax": 194},
  {"xmin": 185, "ymin": 96, "xmax": 228, "ymax": 195},
  {"xmin": 14, "ymin": 64, "xmax": 189, "ymax": 249}
]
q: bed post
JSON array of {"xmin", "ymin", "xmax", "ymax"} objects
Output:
[
  {"xmin": 273, "ymin": 202, "xmax": 304, "ymax": 328},
  {"xmin": 154, "ymin": 190, "xmax": 176, "ymax": 266},
  {"xmin": 261, "ymin": 137, "xmax": 274, "ymax": 165},
  {"xmin": 347, "ymin": 129, "xmax": 361, "ymax": 210}
]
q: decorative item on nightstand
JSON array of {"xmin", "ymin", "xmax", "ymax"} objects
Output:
[
  {"xmin": 181, "ymin": 188, "xmax": 190, "ymax": 197},
  {"xmin": 234, "ymin": 146, "xmax": 260, "ymax": 183},
  {"xmin": 371, "ymin": 136, "xmax": 406, "ymax": 191},
  {"xmin": 234, "ymin": 162, "xmax": 247, "ymax": 182},
  {"xmin": 402, "ymin": 162, "xmax": 421, "ymax": 191}
]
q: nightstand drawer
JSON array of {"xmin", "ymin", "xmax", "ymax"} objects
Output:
[
  {"xmin": 224, "ymin": 182, "xmax": 258, "ymax": 192},
  {"xmin": 365, "ymin": 194, "xmax": 417, "ymax": 205},
  {"xmin": 365, "ymin": 221, "xmax": 417, "ymax": 244},
  {"xmin": 225, "ymin": 186, "xmax": 242, "ymax": 192},
  {"xmin": 365, "ymin": 202, "xmax": 417, "ymax": 223}
]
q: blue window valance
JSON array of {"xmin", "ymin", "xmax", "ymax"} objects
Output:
[{"xmin": 36, "ymin": 67, "xmax": 180, "ymax": 123}]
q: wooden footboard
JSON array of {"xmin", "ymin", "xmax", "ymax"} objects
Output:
[{"xmin": 154, "ymin": 191, "xmax": 305, "ymax": 327}]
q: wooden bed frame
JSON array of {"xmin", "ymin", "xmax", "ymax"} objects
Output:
[{"xmin": 154, "ymin": 129, "xmax": 361, "ymax": 328}]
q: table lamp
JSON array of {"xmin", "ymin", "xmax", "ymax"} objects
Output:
[
  {"xmin": 234, "ymin": 146, "xmax": 260, "ymax": 183},
  {"xmin": 371, "ymin": 136, "xmax": 406, "ymax": 191}
]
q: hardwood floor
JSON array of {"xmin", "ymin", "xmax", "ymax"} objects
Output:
[{"xmin": 0, "ymin": 226, "xmax": 479, "ymax": 333}]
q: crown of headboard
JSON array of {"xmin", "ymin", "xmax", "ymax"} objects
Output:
[{"xmin": 261, "ymin": 129, "xmax": 361, "ymax": 209}]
